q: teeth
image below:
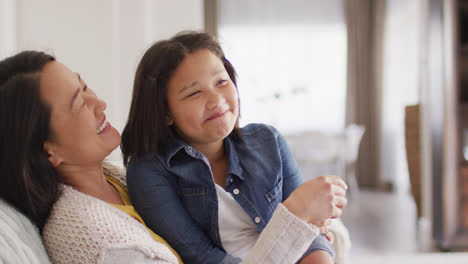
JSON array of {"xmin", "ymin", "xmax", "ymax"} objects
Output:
[{"xmin": 97, "ymin": 120, "xmax": 107, "ymax": 134}]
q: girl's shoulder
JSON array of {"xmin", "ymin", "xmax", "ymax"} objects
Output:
[
  {"xmin": 233, "ymin": 123, "xmax": 285, "ymax": 152},
  {"xmin": 239, "ymin": 123, "xmax": 281, "ymax": 138}
]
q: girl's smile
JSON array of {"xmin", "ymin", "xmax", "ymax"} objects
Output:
[{"xmin": 206, "ymin": 110, "xmax": 228, "ymax": 121}]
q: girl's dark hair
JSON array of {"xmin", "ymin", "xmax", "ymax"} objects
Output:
[
  {"xmin": 121, "ymin": 31, "xmax": 240, "ymax": 166},
  {"xmin": 0, "ymin": 51, "xmax": 59, "ymax": 232}
]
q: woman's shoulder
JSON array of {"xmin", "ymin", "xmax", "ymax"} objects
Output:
[
  {"xmin": 42, "ymin": 186, "xmax": 111, "ymax": 262},
  {"xmin": 43, "ymin": 186, "xmax": 178, "ymax": 263},
  {"xmin": 103, "ymin": 159, "xmax": 126, "ymax": 185},
  {"xmin": 43, "ymin": 186, "xmax": 141, "ymax": 238}
]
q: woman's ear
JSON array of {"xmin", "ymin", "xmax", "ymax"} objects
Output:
[
  {"xmin": 167, "ymin": 114, "xmax": 174, "ymax": 126},
  {"xmin": 43, "ymin": 141, "xmax": 63, "ymax": 168}
]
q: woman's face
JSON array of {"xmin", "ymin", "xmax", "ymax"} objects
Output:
[
  {"xmin": 40, "ymin": 61, "xmax": 120, "ymax": 167},
  {"xmin": 166, "ymin": 49, "xmax": 239, "ymax": 148}
]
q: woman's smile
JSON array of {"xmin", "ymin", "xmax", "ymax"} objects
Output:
[{"xmin": 97, "ymin": 119, "xmax": 111, "ymax": 134}]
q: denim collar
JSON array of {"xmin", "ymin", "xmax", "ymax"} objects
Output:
[
  {"xmin": 224, "ymin": 136, "xmax": 244, "ymax": 180},
  {"xmin": 163, "ymin": 135, "xmax": 244, "ymax": 181}
]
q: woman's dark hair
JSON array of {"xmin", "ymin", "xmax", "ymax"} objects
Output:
[
  {"xmin": 0, "ymin": 51, "xmax": 59, "ymax": 232},
  {"xmin": 121, "ymin": 31, "xmax": 240, "ymax": 166}
]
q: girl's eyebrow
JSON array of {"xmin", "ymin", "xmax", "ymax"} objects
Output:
[
  {"xmin": 179, "ymin": 81, "xmax": 198, "ymax": 94},
  {"xmin": 179, "ymin": 69, "xmax": 226, "ymax": 94},
  {"xmin": 212, "ymin": 69, "xmax": 225, "ymax": 76}
]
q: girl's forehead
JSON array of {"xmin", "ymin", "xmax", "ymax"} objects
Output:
[{"xmin": 174, "ymin": 50, "xmax": 224, "ymax": 76}]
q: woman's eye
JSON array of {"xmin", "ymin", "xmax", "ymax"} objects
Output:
[{"xmin": 217, "ymin": 80, "xmax": 227, "ymax": 86}]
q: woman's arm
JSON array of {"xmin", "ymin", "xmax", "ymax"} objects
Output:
[
  {"xmin": 100, "ymin": 248, "xmax": 174, "ymax": 264},
  {"xmin": 242, "ymin": 203, "xmax": 319, "ymax": 264},
  {"xmin": 99, "ymin": 206, "xmax": 315, "ymax": 264}
]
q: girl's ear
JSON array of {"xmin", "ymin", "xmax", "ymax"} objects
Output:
[{"xmin": 43, "ymin": 141, "xmax": 63, "ymax": 168}]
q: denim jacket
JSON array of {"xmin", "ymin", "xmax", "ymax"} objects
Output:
[{"xmin": 127, "ymin": 123, "xmax": 333, "ymax": 264}]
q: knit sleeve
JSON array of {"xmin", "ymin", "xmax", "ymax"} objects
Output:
[
  {"xmin": 242, "ymin": 203, "xmax": 320, "ymax": 264},
  {"xmin": 100, "ymin": 248, "xmax": 174, "ymax": 264}
]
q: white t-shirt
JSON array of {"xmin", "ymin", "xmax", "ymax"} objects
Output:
[{"xmin": 215, "ymin": 184, "xmax": 260, "ymax": 260}]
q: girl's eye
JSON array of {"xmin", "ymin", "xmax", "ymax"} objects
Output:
[
  {"xmin": 187, "ymin": 90, "xmax": 200, "ymax": 98},
  {"xmin": 217, "ymin": 80, "xmax": 227, "ymax": 86}
]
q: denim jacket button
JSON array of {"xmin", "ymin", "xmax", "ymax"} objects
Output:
[
  {"xmin": 254, "ymin": 217, "xmax": 261, "ymax": 224},
  {"xmin": 233, "ymin": 188, "xmax": 240, "ymax": 195}
]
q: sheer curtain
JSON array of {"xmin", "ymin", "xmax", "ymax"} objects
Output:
[
  {"xmin": 345, "ymin": 0, "xmax": 382, "ymax": 188},
  {"xmin": 216, "ymin": 0, "xmax": 347, "ymax": 134},
  {"xmin": 345, "ymin": 0, "xmax": 426, "ymax": 190},
  {"xmin": 378, "ymin": 0, "xmax": 425, "ymax": 191}
]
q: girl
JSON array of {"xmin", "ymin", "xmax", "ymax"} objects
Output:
[{"xmin": 121, "ymin": 31, "xmax": 347, "ymax": 264}]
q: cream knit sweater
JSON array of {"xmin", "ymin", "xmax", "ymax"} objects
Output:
[{"xmin": 42, "ymin": 162, "xmax": 319, "ymax": 264}]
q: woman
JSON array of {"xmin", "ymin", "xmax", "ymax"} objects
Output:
[{"xmin": 0, "ymin": 50, "xmax": 347, "ymax": 264}]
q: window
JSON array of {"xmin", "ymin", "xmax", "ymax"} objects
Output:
[{"xmin": 217, "ymin": 0, "xmax": 347, "ymax": 133}]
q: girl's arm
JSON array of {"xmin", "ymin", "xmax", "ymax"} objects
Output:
[
  {"xmin": 272, "ymin": 126, "xmax": 304, "ymax": 199},
  {"xmin": 127, "ymin": 159, "xmax": 241, "ymax": 264}
]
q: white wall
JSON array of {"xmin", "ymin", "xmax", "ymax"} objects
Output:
[
  {"xmin": 1, "ymin": 0, "xmax": 203, "ymax": 162},
  {"xmin": 0, "ymin": 0, "xmax": 16, "ymax": 57}
]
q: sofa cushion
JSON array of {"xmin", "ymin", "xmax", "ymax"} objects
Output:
[{"xmin": 0, "ymin": 199, "xmax": 51, "ymax": 263}]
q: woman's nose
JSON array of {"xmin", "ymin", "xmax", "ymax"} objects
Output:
[{"xmin": 84, "ymin": 93, "xmax": 106, "ymax": 113}]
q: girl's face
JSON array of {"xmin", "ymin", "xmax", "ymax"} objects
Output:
[
  {"xmin": 40, "ymin": 61, "xmax": 121, "ymax": 168},
  {"xmin": 167, "ymin": 49, "xmax": 239, "ymax": 149}
]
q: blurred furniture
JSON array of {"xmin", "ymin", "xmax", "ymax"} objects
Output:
[
  {"xmin": 284, "ymin": 125, "xmax": 364, "ymax": 264},
  {"xmin": 285, "ymin": 124, "xmax": 365, "ymax": 198},
  {"xmin": 405, "ymin": 104, "xmax": 422, "ymax": 219},
  {"xmin": 328, "ymin": 218, "xmax": 352, "ymax": 264}
]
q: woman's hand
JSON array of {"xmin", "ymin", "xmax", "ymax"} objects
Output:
[
  {"xmin": 317, "ymin": 218, "xmax": 332, "ymax": 234},
  {"xmin": 282, "ymin": 175, "xmax": 348, "ymax": 226},
  {"xmin": 317, "ymin": 219, "xmax": 333, "ymax": 242}
]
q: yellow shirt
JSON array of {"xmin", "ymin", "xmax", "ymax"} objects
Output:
[{"xmin": 106, "ymin": 176, "xmax": 183, "ymax": 264}]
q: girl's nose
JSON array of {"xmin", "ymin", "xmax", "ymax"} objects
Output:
[{"xmin": 206, "ymin": 91, "xmax": 224, "ymax": 109}]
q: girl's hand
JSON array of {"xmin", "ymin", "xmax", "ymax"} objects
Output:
[{"xmin": 283, "ymin": 175, "xmax": 348, "ymax": 226}]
